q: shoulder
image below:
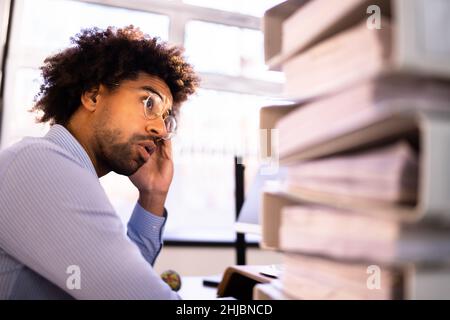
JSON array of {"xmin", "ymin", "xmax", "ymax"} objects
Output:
[
  {"xmin": 0, "ymin": 136, "xmax": 104, "ymax": 200},
  {"xmin": 1, "ymin": 136, "xmax": 80, "ymax": 167},
  {"xmin": 0, "ymin": 137, "xmax": 117, "ymax": 230}
]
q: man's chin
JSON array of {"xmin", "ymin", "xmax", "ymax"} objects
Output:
[{"xmin": 112, "ymin": 160, "xmax": 143, "ymax": 176}]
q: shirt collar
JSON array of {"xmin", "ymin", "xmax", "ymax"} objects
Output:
[{"xmin": 45, "ymin": 124, "xmax": 97, "ymax": 177}]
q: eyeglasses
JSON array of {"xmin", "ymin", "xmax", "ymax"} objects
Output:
[
  {"xmin": 141, "ymin": 91, "xmax": 177, "ymax": 141},
  {"xmin": 111, "ymin": 83, "xmax": 177, "ymax": 140}
]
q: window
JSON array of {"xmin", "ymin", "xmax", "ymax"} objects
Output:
[
  {"xmin": 163, "ymin": 89, "xmax": 280, "ymax": 241},
  {"xmin": 1, "ymin": 0, "xmax": 285, "ymax": 243},
  {"xmin": 17, "ymin": 0, "xmax": 169, "ymax": 51},
  {"xmin": 2, "ymin": 68, "xmax": 47, "ymax": 145},
  {"xmin": 184, "ymin": 20, "xmax": 284, "ymax": 82}
]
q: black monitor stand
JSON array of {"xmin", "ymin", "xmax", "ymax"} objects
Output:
[{"xmin": 234, "ymin": 156, "xmax": 246, "ymax": 265}]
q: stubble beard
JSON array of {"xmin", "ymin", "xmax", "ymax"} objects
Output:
[{"xmin": 94, "ymin": 124, "xmax": 145, "ymax": 176}]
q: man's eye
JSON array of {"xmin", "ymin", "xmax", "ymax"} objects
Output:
[{"xmin": 144, "ymin": 96, "xmax": 154, "ymax": 110}]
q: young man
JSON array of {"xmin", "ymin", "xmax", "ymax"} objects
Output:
[{"xmin": 0, "ymin": 26, "xmax": 199, "ymax": 299}]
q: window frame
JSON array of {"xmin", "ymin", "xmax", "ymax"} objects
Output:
[{"xmin": 0, "ymin": 0, "xmax": 12, "ymax": 111}]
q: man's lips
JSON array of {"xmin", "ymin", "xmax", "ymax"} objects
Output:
[{"xmin": 137, "ymin": 141, "xmax": 156, "ymax": 158}]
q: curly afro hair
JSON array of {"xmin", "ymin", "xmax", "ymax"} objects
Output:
[{"xmin": 32, "ymin": 25, "xmax": 200, "ymax": 125}]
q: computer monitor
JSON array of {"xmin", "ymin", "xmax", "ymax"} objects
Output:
[{"xmin": 234, "ymin": 165, "xmax": 287, "ymax": 234}]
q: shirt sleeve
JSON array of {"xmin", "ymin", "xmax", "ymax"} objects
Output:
[
  {"xmin": 0, "ymin": 144, "xmax": 180, "ymax": 299},
  {"xmin": 127, "ymin": 202, "xmax": 167, "ymax": 265}
]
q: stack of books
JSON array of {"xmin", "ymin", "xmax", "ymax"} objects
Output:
[{"xmin": 254, "ymin": 0, "xmax": 450, "ymax": 300}]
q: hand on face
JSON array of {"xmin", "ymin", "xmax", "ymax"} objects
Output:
[{"xmin": 129, "ymin": 138, "xmax": 174, "ymax": 197}]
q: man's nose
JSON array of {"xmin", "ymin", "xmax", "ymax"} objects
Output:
[{"xmin": 146, "ymin": 116, "xmax": 168, "ymax": 138}]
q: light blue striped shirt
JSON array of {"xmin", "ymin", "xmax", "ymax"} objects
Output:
[{"xmin": 0, "ymin": 124, "xmax": 180, "ymax": 299}]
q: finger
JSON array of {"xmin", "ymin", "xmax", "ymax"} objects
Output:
[
  {"xmin": 156, "ymin": 138, "xmax": 172, "ymax": 160},
  {"xmin": 163, "ymin": 139, "xmax": 172, "ymax": 159}
]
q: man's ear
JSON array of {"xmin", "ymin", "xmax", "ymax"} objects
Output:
[{"xmin": 80, "ymin": 86, "xmax": 100, "ymax": 111}]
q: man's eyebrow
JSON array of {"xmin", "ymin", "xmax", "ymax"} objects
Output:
[
  {"xmin": 139, "ymin": 85, "xmax": 173, "ymax": 112},
  {"xmin": 139, "ymin": 85, "xmax": 164, "ymax": 101}
]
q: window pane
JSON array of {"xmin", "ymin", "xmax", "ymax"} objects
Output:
[
  {"xmin": 183, "ymin": 0, "xmax": 285, "ymax": 17},
  {"xmin": 163, "ymin": 89, "xmax": 281, "ymax": 241},
  {"xmin": 18, "ymin": 0, "xmax": 169, "ymax": 52},
  {"xmin": 185, "ymin": 20, "xmax": 284, "ymax": 82},
  {"xmin": 1, "ymin": 68, "xmax": 49, "ymax": 147}
]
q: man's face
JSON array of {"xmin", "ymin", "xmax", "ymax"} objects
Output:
[{"xmin": 93, "ymin": 72, "xmax": 173, "ymax": 176}]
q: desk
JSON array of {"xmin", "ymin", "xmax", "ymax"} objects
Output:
[{"xmin": 178, "ymin": 276, "xmax": 220, "ymax": 300}]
